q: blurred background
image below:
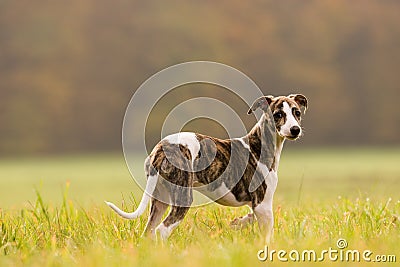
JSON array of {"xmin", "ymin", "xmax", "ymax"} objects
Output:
[
  {"xmin": 1, "ymin": 1, "xmax": 399, "ymax": 208},
  {"xmin": 1, "ymin": 0, "xmax": 399, "ymax": 156}
]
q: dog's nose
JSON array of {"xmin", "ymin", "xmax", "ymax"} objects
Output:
[{"xmin": 290, "ymin": 126, "xmax": 301, "ymax": 136}]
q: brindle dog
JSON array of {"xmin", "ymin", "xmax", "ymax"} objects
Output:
[{"xmin": 106, "ymin": 94, "xmax": 308, "ymax": 243}]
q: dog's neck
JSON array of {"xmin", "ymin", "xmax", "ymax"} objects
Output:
[
  {"xmin": 245, "ymin": 114, "xmax": 285, "ymax": 172},
  {"xmin": 271, "ymin": 134, "xmax": 285, "ymax": 172}
]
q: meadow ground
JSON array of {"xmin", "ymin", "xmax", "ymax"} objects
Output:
[{"xmin": 0, "ymin": 148, "xmax": 399, "ymax": 266}]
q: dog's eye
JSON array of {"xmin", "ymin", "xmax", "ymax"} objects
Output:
[
  {"xmin": 274, "ymin": 112, "xmax": 282, "ymax": 119},
  {"xmin": 294, "ymin": 110, "xmax": 301, "ymax": 117}
]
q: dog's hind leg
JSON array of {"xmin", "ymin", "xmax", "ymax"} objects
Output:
[
  {"xmin": 156, "ymin": 206, "xmax": 190, "ymax": 240},
  {"xmin": 155, "ymin": 186, "xmax": 192, "ymax": 240},
  {"xmin": 142, "ymin": 199, "xmax": 168, "ymax": 238},
  {"xmin": 153, "ymin": 158, "xmax": 194, "ymax": 240}
]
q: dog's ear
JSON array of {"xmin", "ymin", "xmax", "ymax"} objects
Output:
[
  {"xmin": 247, "ymin": 95, "xmax": 274, "ymax": 114},
  {"xmin": 289, "ymin": 94, "xmax": 308, "ymax": 113}
]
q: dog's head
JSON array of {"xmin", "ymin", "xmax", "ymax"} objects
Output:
[{"xmin": 248, "ymin": 94, "xmax": 308, "ymax": 140}]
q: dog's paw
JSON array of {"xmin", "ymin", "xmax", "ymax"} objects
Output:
[
  {"xmin": 229, "ymin": 217, "xmax": 244, "ymax": 230},
  {"xmin": 229, "ymin": 213, "xmax": 255, "ymax": 230}
]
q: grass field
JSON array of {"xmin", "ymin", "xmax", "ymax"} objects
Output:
[{"xmin": 1, "ymin": 148, "xmax": 399, "ymax": 266}]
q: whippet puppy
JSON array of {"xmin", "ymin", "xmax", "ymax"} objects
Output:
[{"xmin": 106, "ymin": 94, "xmax": 308, "ymax": 243}]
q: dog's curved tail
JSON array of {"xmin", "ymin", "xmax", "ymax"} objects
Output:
[{"xmin": 105, "ymin": 174, "xmax": 158, "ymax": 219}]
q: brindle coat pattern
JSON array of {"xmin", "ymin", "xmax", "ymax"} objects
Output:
[
  {"xmin": 107, "ymin": 94, "xmax": 308, "ymax": 241},
  {"xmin": 144, "ymin": 95, "xmax": 306, "ymax": 228}
]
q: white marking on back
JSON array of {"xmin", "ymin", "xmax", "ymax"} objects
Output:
[
  {"xmin": 164, "ymin": 132, "xmax": 200, "ymax": 164},
  {"xmin": 234, "ymin": 137, "xmax": 250, "ymax": 150},
  {"xmin": 280, "ymin": 101, "xmax": 300, "ymax": 137}
]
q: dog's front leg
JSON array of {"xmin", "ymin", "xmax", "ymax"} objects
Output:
[
  {"xmin": 254, "ymin": 170, "xmax": 278, "ymax": 244},
  {"xmin": 254, "ymin": 202, "xmax": 274, "ymax": 244}
]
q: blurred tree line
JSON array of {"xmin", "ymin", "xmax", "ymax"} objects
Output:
[{"xmin": 0, "ymin": 0, "xmax": 399, "ymax": 155}]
